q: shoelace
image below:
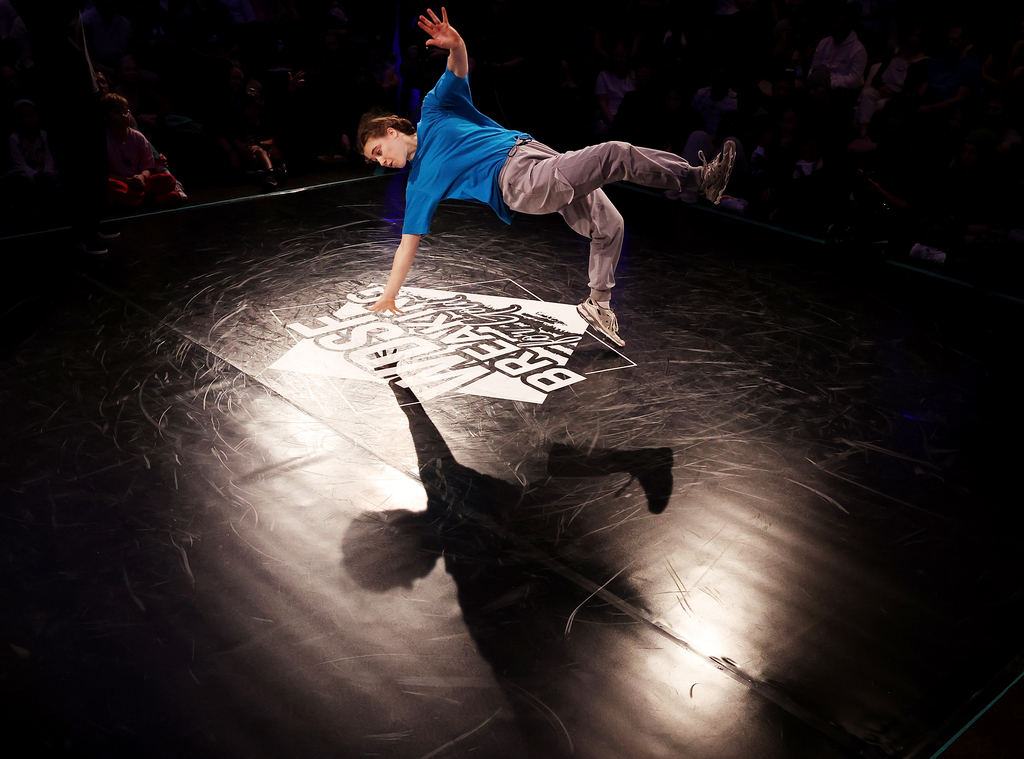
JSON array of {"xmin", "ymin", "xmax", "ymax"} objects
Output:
[
  {"xmin": 589, "ymin": 301, "xmax": 618, "ymax": 331},
  {"xmin": 699, "ymin": 146, "xmax": 733, "ymax": 197}
]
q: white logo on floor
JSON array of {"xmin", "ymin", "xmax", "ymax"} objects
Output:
[{"xmin": 268, "ymin": 285, "xmax": 589, "ymax": 403}]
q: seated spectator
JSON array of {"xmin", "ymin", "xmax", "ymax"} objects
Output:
[
  {"xmin": 751, "ymin": 68, "xmax": 796, "ymax": 139},
  {"xmin": 716, "ymin": 0, "xmax": 739, "ymax": 18},
  {"xmin": 1006, "ymin": 21, "xmax": 1024, "ymax": 95},
  {"xmin": 134, "ymin": 0, "xmax": 187, "ymax": 41},
  {"xmin": 130, "ymin": 0, "xmax": 188, "ymax": 86},
  {"xmin": 609, "ymin": 65, "xmax": 665, "ymax": 148},
  {"xmin": 690, "ymin": 61, "xmax": 739, "ymax": 136},
  {"xmin": 5, "ymin": 99, "xmax": 58, "ymax": 210},
  {"xmin": 722, "ymin": 0, "xmax": 775, "ymax": 95},
  {"xmin": 594, "ymin": 42, "xmax": 635, "ymax": 137},
  {"xmin": 843, "ymin": 96, "xmax": 924, "ymax": 251},
  {"xmin": 314, "ymin": 30, "xmax": 391, "ymax": 162},
  {"xmin": 912, "ymin": 128, "xmax": 1007, "ymax": 266},
  {"xmin": 750, "ymin": 105, "xmax": 824, "ymax": 229},
  {"xmin": 855, "ymin": 24, "xmax": 929, "ymax": 137},
  {"xmin": 980, "ymin": 18, "xmax": 1024, "ymax": 91},
  {"xmin": 802, "ymin": 64, "xmax": 857, "ymax": 167},
  {"xmin": 208, "ymin": 60, "xmax": 254, "ymax": 168},
  {"xmin": 810, "ymin": 4, "xmax": 868, "ymax": 94},
  {"xmin": 225, "ymin": 86, "xmax": 285, "ymax": 191},
  {"xmin": 0, "ymin": 0, "xmax": 16, "ymax": 42},
  {"xmin": 114, "ymin": 55, "xmax": 175, "ymax": 141},
  {"xmin": 250, "ymin": 0, "xmax": 300, "ymax": 26},
  {"xmin": 915, "ymin": 105, "xmax": 971, "ymax": 185},
  {"xmin": 179, "ymin": 0, "xmax": 237, "ymax": 59},
  {"xmin": 0, "ymin": 0, "xmax": 32, "ymax": 73},
  {"xmin": 662, "ymin": 87, "xmax": 700, "ymax": 156},
  {"xmin": 771, "ymin": 0, "xmax": 817, "ymax": 79},
  {"xmin": 8, "ymin": 99, "xmax": 56, "ymax": 181},
  {"xmin": 919, "ymin": 24, "xmax": 983, "ymax": 117},
  {"xmin": 1, "ymin": 63, "xmax": 27, "ymax": 119},
  {"xmin": 854, "ymin": 0, "xmax": 891, "ymax": 56},
  {"xmin": 103, "ymin": 93, "xmax": 186, "ymax": 209},
  {"xmin": 369, "ymin": 36, "xmax": 401, "ymax": 110},
  {"xmin": 751, "ymin": 107, "xmax": 805, "ymax": 190},
  {"xmin": 982, "ymin": 94, "xmax": 1022, "ymax": 154},
  {"xmin": 95, "ymin": 70, "xmax": 111, "ymax": 97},
  {"xmin": 82, "ymin": 0, "xmax": 133, "ymax": 77},
  {"xmin": 98, "ymin": 70, "xmax": 148, "ymax": 139},
  {"xmin": 223, "ymin": 0, "xmax": 257, "ymax": 24}
]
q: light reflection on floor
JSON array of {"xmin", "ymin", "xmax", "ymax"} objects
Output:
[{"xmin": 2, "ymin": 176, "xmax": 1020, "ymax": 758}]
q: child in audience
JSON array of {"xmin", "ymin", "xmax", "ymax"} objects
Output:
[{"xmin": 104, "ymin": 93, "xmax": 186, "ymax": 208}]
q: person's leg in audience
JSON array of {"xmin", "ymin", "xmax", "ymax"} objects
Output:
[
  {"xmin": 143, "ymin": 173, "xmax": 177, "ymax": 196},
  {"xmin": 108, "ymin": 178, "xmax": 144, "ymax": 207},
  {"xmin": 144, "ymin": 171, "xmax": 186, "ymax": 207}
]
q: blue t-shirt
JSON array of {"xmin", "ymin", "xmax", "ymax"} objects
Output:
[{"xmin": 403, "ymin": 69, "xmax": 530, "ymax": 235}]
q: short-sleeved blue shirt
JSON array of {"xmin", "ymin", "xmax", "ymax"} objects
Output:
[{"xmin": 402, "ymin": 69, "xmax": 530, "ymax": 235}]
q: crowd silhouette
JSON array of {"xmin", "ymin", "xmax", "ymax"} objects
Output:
[{"xmin": 1, "ymin": 1, "xmax": 1021, "ymax": 274}]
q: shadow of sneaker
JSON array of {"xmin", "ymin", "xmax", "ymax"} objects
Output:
[{"xmin": 546, "ymin": 444, "xmax": 674, "ymax": 514}]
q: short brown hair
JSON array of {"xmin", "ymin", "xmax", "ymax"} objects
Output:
[
  {"xmin": 356, "ymin": 110, "xmax": 415, "ymax": 161},
  {"xmin": 101, "ymin": 92, "xmax": 130, "ymax": 116}
]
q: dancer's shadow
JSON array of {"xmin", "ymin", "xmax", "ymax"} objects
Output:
[{"xmin": 342, "ymin": 370, "xmax": 674, "ymax": 756}]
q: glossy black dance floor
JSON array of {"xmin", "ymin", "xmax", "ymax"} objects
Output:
[{"xmin": 2, "ymin": 176, "xmax": 1022, "ymax": 758}]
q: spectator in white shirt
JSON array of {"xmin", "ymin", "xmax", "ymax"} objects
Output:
[
  {"xmin": 810, "ymin": 5, "xmax": 868, "ymax": 92},
  {"xmin": 854, "ymin": 25, "xmax": 929, "ymax": 138}
]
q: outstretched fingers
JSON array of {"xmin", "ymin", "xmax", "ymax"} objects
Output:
[
  {"xmin": 417, "ymin": 6, "xmax": 449, "ymax": 44},
  {"xmin": 418, "ymin": 7, "xmax": 442, "ymax": 31}
]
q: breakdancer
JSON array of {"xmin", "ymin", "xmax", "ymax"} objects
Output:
[{"xmin": 358, "ymin": 7, "xmax": 736, "ymax": 346}]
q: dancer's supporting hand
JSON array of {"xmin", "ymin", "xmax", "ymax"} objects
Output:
[{"xmin": 368, "ymin": 233, "xmax": 421, "ymax": 314}]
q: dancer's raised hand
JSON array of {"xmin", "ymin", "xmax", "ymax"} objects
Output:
[{"xmin": 418, "ymin": 7, "xmax": 461, "ymax": 51}]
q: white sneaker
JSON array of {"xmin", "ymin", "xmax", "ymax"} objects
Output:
[
  {"xmin": 699, "ymin": 140, "xmax": 737, "ymax": 205},
  {"xmin": 75, "ymin": 236, "xmax": 108, "ymax": 255},
  {"xmin": 577, "ymin": 298, "xmax": 625, "ymax": 346},
  {"xmin": 909, "ymin": 243, "xmax": 946, "ymax": 264}
]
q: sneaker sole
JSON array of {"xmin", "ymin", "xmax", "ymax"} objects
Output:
[{"xmin": 577, "ymin": 303, "xmax": 626, "ymax": 347}]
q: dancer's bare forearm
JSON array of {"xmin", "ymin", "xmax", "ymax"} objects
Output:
[{"xmin": 369, "ymin": 234, "xmax": 421, "ymax": 313}]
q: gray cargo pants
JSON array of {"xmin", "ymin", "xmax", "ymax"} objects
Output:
[{"xmin": 498, "ymin": 139, "xmax": 702, "ymax": 292}]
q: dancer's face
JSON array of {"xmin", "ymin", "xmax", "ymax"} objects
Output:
[{"xmin": 364, "ymin": 128, "xmax": 414, "ymax": 169}]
